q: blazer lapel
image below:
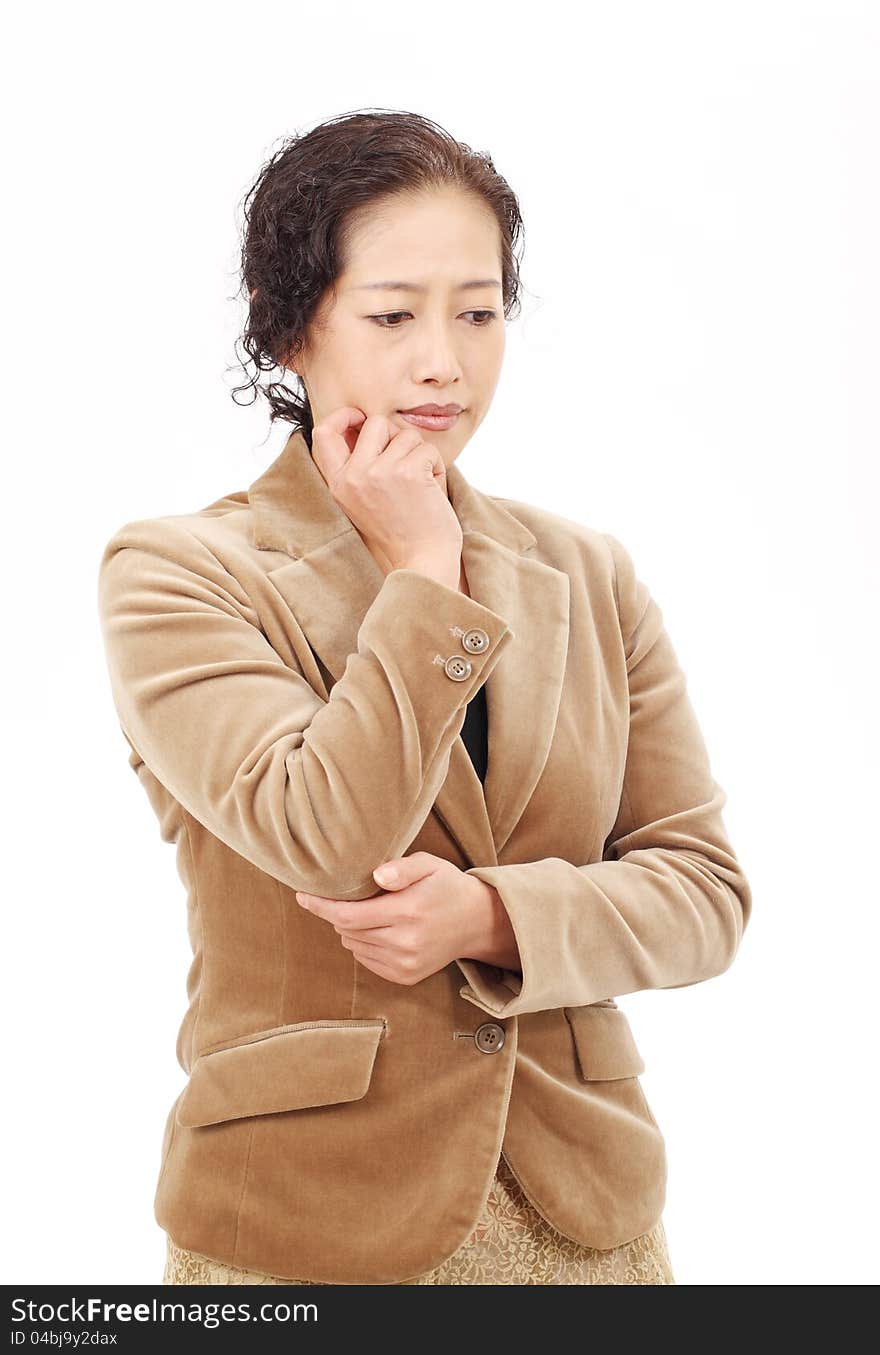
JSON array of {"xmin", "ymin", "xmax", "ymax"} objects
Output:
[{"xmin": 247, "ymin": 429, "xmax": 570, "ymax": 865}]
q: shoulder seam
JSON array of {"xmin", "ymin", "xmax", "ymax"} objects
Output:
[{"xmin": 100, "ymin": 517, "xmax": 257, "ymax": 615}]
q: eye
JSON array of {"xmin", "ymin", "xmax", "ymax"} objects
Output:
[{"xmin": 368, "ymin": 310, "xmax": 498, "ymax": 329}]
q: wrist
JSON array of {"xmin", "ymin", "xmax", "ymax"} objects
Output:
[
  {"xmin": 463, "ymin": 880, "xmax": 521, "ymax": 972},
  {"xmin": 394, "ymin": 555, "xmax": 460, "ymax": 590}
]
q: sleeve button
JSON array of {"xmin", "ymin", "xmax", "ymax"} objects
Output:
[
  {"xmin": 461, "ymin": 627, "xmax": 490, "ymax": 654},
  {"xmin": 444, "ymin": 655, "xmax": 473, "ymax": 682}
]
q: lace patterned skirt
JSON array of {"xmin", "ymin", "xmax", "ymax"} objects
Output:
[{"xmin": 163, "ymin": 1153, "xmax": 675, "ymax": 1285}]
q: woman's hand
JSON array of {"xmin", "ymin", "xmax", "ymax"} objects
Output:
[
  {"xmin": 295, "ymin": 851, "xmax": 520, "ymax": 985},
  {"xmin": 310, "ymin": 407, "xmax": 463, "ymax": 577}
]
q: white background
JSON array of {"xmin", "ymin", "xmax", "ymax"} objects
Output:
[{"xmin": 3, "ymin": 0, "xmax": 877, "ymax": 1286}]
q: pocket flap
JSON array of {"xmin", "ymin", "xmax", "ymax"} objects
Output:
[
  {"xmin": 176, "ymin": 1018, "xmax": 387, "ymax": 1128},
  {"xmin": 564, "ymin": 1003, "xmax": 646, "ymax": 1081}
]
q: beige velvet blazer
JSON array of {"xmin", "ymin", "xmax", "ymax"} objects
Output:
[{"xmin": 96, "ymin": 428, "xmax": 752, "ymax": 1285}]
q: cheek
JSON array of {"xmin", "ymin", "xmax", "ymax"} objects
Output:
[{"xmin": 480, "ymin": 333, "xmax": 505, "ymax": 376}]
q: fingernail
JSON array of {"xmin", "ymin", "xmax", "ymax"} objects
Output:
[{"xmin": 374, "ymin": 866, "xmax": 397, "ymax": 885}]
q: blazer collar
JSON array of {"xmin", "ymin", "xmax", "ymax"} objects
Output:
[{"xmin": 247, "ymin": 429, "xmax": 571, "ymax": 865}]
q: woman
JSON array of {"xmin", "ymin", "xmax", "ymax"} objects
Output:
[{"xmin": 97, "ymin": 109, "xmax": 752, "ymax": 1285}]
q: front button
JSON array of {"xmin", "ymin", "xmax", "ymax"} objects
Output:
[
  {"xmin": 474, "ymin": 1021, "xmax": 506, "ymax": 1054},
  {"xmin": 462, "ymin": 627, "xmax": 490, "ymax": 654},
  {"xmin": 444, "ymin": 654, "xmax": 472, "ymax": 682}
]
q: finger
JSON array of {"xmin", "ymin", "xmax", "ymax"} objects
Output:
[
  {"xmin": 337, "ymin": 915, "xmax": 396, "ymax": 935},
  {"xmin": 311, "ymin": 406, "xmax": 367, "ymax": 479},
  {"xmin": 294, "ymin": 891, "xmax": 343, "ymax": 920},
  {"xmin": 337, "ymin": 925, "xmax": 395, "ymax": 947},
  {"xmin": 375, "ymin": 852, "xmax": 444, "ymax": 889},
  {"xmin": 338, "ymin": 934, "xmax": 394, "ymax": 957},
  {"xmin": 345, "ymin": 950, "xmax": 413, "ymax": 986},
  {"xmin": 345, "ymin": 414, "xmax": 415, "ymax": 470},
  {"xmin": 295, "ymin": 892, "xmax": 395, "ymax": 930},
  {"xmin": 350, "ymin": 956, "xmax": 397, "ymax": 982}
]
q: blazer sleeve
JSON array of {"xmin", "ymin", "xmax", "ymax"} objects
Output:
[
  {"xmin": 96, "ymin": 516, "xmax": 514, "ymax": 899},
  {"xmin": 455, "ymin": 530, "xmax": 752, "ymax": 1017}
]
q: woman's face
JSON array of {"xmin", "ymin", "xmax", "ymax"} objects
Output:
[{"xmin": 286, "ymin": 187, "xmax": 506, "ymax": 467}]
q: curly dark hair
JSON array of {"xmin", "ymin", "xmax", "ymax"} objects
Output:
[{"xmin": 228, "ymin": 108, "xmax": 525, "ymax": 446}]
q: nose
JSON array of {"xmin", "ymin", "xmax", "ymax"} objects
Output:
[{"xmin": 411, "ymin": 319, "xmax": 464, "ymax": 388}]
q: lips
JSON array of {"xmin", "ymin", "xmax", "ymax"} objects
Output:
[
  {"xmin": 398, "ymin": 409, "xmax": 461, "ymax": 431},
  {"xmin": 398, "ymin": 404, "xmax": 463, "ymax": 416}
]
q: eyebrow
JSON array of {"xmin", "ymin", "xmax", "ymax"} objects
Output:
[{"xmin": 352, "ymin": 279, "xmax": 502, "ymax": 293}]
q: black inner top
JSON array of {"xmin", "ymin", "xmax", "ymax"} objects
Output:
[{"xmin": 459, "ymin": 684, "xmax": 488, "ymax": 784}]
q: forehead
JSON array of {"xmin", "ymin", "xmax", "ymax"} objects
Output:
[{"xmin": 341, "ymin": 191, "xmax": 502, "ymax": 288}]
